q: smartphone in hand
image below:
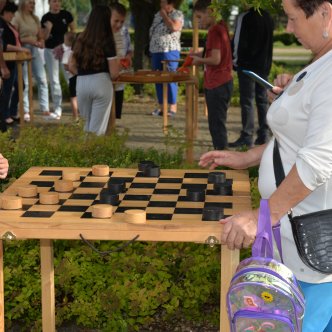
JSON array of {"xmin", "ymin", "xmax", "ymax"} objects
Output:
[{"xmin": 241, "ymin": 70, "xmax": 274, "ymax": 90}]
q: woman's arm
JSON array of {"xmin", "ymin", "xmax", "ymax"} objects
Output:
[
  {"xmin": 108, "ymin": 57, "xmax": 120, "ymax": 80},
  {"xmin": 68, "ymin": 54, "xmax": 77, "ymax": 75},
  {"xmin": 160, "ymin": 9, "xmax": 182, "ymax": 32},
  {"xmin": 199, "ymin": 144, "xmax": 266, "ymax": 170}
]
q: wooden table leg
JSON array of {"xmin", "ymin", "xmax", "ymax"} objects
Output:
[
  {"xmin": 162, "ymin": 83, "xmax": 168, "ymax": 134},
  {"xmin": 106, "ymin": 85, "xmax": 116, "ymax": 135},
  {"xmin": 220, "ymin": 246, "xmax": 239, "ymax": 332},
  {"xmin": 40, "ymin": 239, "xmax": 55, "ymax": 332},
  {"xmin": 185, "ymin": 82, "xmax": 194, "ymax": 163},
  {"xmin": 27, "ymin": 61, "xmax": 34, "ymax": 122},
  {"xmin": 0, "ymin": 240, "xmax": 4, "ymax": 332},
  {"xmin": 17, "ymin": 62, "xmax": 24, "ymax": 126}
]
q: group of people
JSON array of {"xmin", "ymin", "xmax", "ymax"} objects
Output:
[
  {"xmin": 1, "ymin": 0, "xmax": 332, "ymax": 330},
  {"xmin": 147, "ymin": 0, "xmax": 274, "ymax": 152},
  {"xmin": 0, "ymin": 0, "xmax": 75, "ymax": 130},
  {"xmin": 0, "ymin": 0, "xmax": 133, "ymax": 136}
]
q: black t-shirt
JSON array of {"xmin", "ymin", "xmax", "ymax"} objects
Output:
[
  {"xmin": 0, "ymin": 17, "xmax": 7, "ymax": 51},
  {"xmin": 41, "ymin": 10, "xmax": 73, "ymax": 49},
  {"xmin": 77, "ymin": 42, "xmax": 116, "ymax": 76}
]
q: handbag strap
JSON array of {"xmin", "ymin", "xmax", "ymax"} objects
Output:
[
  {"xmin": 273, "ymin": 139, "xmax": 285, "ymax": 187},
  {"xmin": 252, "ymin": 199, "xmax": 274, "ymax": 258},
  {"xmin": 268, "ymin": 139, "xmax": 285, "ymax": 261}
]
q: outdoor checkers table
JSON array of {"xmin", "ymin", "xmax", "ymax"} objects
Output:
[
  {"xmin": 0, "ymin": 166, "xmax": 251, "ymax": 331},
  {"xmin": 111, "ymin": 70, "xmax": 198, "ymax": 163}
]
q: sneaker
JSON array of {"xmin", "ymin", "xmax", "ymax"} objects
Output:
[
  {"xmin": 254, "ymin": 136, "xmax": 268, "ymax": 145},
  {"xmin": 151, "ymin": 109, "xmax": 162, "ymax": 116},
  {"xmin": 228, "ymin": 136, "xmax": 253, "ymax": 148},
  {"xmin": 168, "ymin": 110, "xmax": 176, "ymax": 117},
  {"xmin": 24, "ymin": 113, "xmax": 30, "ymax": 122},
  {"xmin": 48, "ymin": 113, "xmax": 61, "ymax": 120}
]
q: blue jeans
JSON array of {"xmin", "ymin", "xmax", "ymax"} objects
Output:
[
  {"xmin": 151, "ymin": 50, "xmax": 179, "ymax": 105},
  {"xmin": 23, "ymin": 44, "xmax": 49, "ymax": 113},
  {"xmin": 205, "ymin": 80, "xmax": 233, "ymax": 150},
  {"xmin": 44, "ymin": 48, "xmax": 62, "ymax": 116},
  {"xmin": 237, "ymin": 70, "xmax": 269, "ymax": 140},
  {"xmin": 298, "ymin": 280, "xmax": 332, "ymax": 331}
]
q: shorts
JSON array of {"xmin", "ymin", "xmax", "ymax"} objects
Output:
[
  {"xmin": 69, "ymin": 75, "xmax": 77, "ymax": 98},
  {"xmin": 299, "ymin": 280, "xmax": 332, "ymax": 331}
]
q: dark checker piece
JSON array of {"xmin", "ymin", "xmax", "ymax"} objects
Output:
[
  {"xmin": 202, "ymin": 206, "xmax": 224, "ymax": 221},
  {"xmin": 138, "ymin": 160, "xmax": 155, "ymax": 172},
  {"xmin": 208, "ymin": 171, "xmax": 226, "ymax": 184}
]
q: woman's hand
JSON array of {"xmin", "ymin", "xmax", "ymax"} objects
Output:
[
  {"xmin": 0, "ymin": 154, "xmax": 9, "ymax": 179},
  {"xmin": 199, "ymin": 150, "xmax": 249, "ymax": 170},
  {"xmin": 220, "ymin": 210, "xmax": 258, "ymax": 250}
]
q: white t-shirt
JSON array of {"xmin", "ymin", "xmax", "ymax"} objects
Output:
[
  {"xmin": 62, "ymin": 44, "xmax": 73, "ymax": 79},
  {"xmin": 259, "ymin": 49, "xmax": 332, "ymax": 283}
]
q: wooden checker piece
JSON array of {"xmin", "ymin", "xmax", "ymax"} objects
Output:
[
  {"xmin": 17, "ymin": 184, "xmax": 38, "ymax": 198},
  {"xmin": 39, "ymin": 192, "xmax": 59, "ymax": 205},
  {"xmin": 124, "ymin": 209, "xmax": 146, "ymax": 224},
  {"xmin": 92, "ymin": 165, "xmax": 109, "ymax": 177},
  {"xmin": 1, "ymin": 195, "xmax": 23, "ymax": 210},
  {"xmin": 92, "ymin": 204, "xmax": 113, "ymax": 219},
  {"xmin": 54, "ymin": 180, "xmax": 73, "ymax": 192},
  {"xmin": 62, "ymin": 170, "xmax": 81, "ymax": 181}
]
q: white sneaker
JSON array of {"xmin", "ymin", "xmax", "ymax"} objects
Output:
[
  {"xmin": 24, "ymin": 113, "xmax": 30, "ymax": 122},
  {"xmin": 49, "ymin": 113, "xmax": 61, "ymax": 120}
]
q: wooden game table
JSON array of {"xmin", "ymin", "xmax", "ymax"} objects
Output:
[
  {"xmin": 3, "ymin": 52, "xmax": 33, "ymax": 125},
  {"xmin": 111, "ymin": 70, "xmax": 198, "ymax": 163},
  {"xmin": 0, "ymin": 166, "xmax": 251, "ymax": 332}
]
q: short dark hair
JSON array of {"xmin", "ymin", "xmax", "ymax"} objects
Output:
[
  {"xmin": 110, "ymin": 2, "xmax": 127, "ymax": 17},
  {"xmin": 295, "ymin": 0, "xmax": 330, "ymax": 18},
  {"xmin": 193, "ymin": 0, "xmax": 211, "ymax": 12},
  {"xmin": 1, "ymin": 1, "xmax": 18, "ymax": 14}
]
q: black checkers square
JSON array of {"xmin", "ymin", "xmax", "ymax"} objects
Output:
[
  {"xmin": 30, "ymin": 181, "xmax": 55, "ymax": 187},
  {"xmin": 109, "ymin": 177, "xmax": 134, "ymax": 183},
  {"xmin": 181, "ymin": 183, "xmax": 207, "ymax": 190},
  {"xmin": 174, "ymin": 208, "xmax": 203, "ymax": 214},
  {"xmin": 204, "ymin": 202, "xmax": 232, "ymax": 209},
  {"xmin": 146, "ymin": 213, "xmax": 173, "ymax": 220},
  {"xmin": 130, "ymin": 183, "xmax": 156, "ymax": 189},
  {"xmin": 39, "ymin": 170, "xmax": 63, "ymax": 176},
  {"xmin": 148, "ymin": 201, "xmax": 177, "ymax": 208},
  {"xmin": 158, "ymin": 178, "xmax": 183, "ymax": 184},
  {"xmin": 58, "ymin": 205, "xmax": 89, "ymax": 212},
  {"xmin": 22, "ymin": 211, "xmax": 55, "ymax": 218},
  {"xmin": 123, "ymin": 194, "xmax": 151, "ymax": 201},
  {"xmin": 69, "ymin": 193, "xmax": 98, "ymax": 200},
  {"xmin": 153, "ymin": 189, "xmax": 180, "ymax": 195},
  {"xmin": 184, "ymin": 172, "xmax": 209, "ymax": 179},
  {"xmin": 81, "ymin": 212, "xmax": 93, "ymax": 218},
  {"xmin": 79, "ymin": 182, "xmax": 106, "ymax": 188}
]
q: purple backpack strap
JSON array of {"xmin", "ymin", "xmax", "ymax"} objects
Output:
[{"xmin": 252, "ymin": 199, "xmax": 283, "ymax": 262}]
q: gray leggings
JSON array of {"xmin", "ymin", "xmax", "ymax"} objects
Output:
[{"xmin": 77, "ymin": 72, "xmax": 113, "ymax": 135}]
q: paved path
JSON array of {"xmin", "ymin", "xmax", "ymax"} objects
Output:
[{"xmin": 29, "ymin": 95, "xmax": 243, "ymax": 162}]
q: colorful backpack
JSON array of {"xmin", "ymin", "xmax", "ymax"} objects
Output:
[{"xmin": 227, "ymin": 200, "xmax": 305, "ymax": 332}]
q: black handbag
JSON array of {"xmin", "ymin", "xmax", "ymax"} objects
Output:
[{"xmin": 273, "ymin": 139, "xmax": 332, "ymax": 274}]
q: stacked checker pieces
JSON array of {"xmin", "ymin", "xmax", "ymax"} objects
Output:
[{"xmin": 0, "ymin": 162, "xmax": 234, "ymax": 223}]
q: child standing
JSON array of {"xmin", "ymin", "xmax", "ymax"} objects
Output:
[
  {"xmin": 62, "ymin": 31, "xmax": 78, "ymax": 122},
  {"xmin": 110, "ymin": 3, "xmax": 133, "ymax": 119},
  {"xmin": 192, "ymin": 0, "xmax": 233, "ymax": 151}
]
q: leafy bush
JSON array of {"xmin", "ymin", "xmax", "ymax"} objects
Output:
[{"xmin": 1, "ymin": 125, "xmax": 237, "ymax": 331}]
